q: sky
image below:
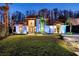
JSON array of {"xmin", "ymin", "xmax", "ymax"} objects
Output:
[{"xmin": 0, "ymin": 3, "xmax": 79, "ymax": 14}]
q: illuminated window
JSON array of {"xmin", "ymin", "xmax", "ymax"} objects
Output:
[
  {"xmin": 19, "ymin": 24, "xmax": 23, "ymax": 33},
  {"xmin": 28, "ymin": 20, "xmax": 35, "ymax": 26}
]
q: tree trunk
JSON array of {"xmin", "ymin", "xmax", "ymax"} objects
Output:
[
  {"xmin": 4, "ymin": 11, "xmax": 9, "ymax": 36},
  {"xmin": 70, "ymin": 21, "xmax": 72, "ymax": 33}
]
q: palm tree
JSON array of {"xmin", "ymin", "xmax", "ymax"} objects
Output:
[
  {"xmin": 0, "ymin": 3, "xmax": 9, "ymax": 36},
  {"xmin": 69, "ymin": 10, "xmax": 74, "ymax": 33},
  {"xmin": 65, "ymin": 17, "xmax": 72, "ymax": 33}
]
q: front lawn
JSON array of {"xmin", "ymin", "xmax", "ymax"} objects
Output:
[{"xmin": 0, "ymin": 35, "xmax": 77, "ymax": 56}]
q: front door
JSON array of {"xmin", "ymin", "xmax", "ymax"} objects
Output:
[{"xmin": 28, "ymin": 20, "xmax": 35, "ymax": 34}]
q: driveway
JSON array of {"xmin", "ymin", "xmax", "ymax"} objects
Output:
[
  {"xmin": 62, "ymin": 34, "xmax": 79, "ymax": 55},
  {"xmin": 62, "ymin": 34, "xmax": 79, "ymax": 41}
]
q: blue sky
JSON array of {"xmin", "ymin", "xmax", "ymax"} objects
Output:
[{"xmin": 0, "ymin": 3, "xmax": 79, "ymax": 14}]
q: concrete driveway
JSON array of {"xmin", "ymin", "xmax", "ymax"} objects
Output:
[
  {"xmin": 62, "ymin": 34, "xmax": 79, "ymax": 55},
  {"xmin": 62, "ymin": 34, "xmax": 79, "ymax": 41}
]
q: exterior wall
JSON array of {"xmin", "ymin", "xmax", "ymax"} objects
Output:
[
  {"xmin": 15, "ymin": 24, "xmax": 27, "ymax": 34},
  {"xmin": 36, "ymin": 19, "xmax": 40, "ymax": 32},
  {"xmin": 15, "ymin": 24, "xmax": 66, "ymax": 34},
  {"xmin": 44, "ymin": 25, "xmax": 66, "ymax": 34},
  {"xmin": 70, "ymin": 18, "xmax": 79, "ymax": 25},
  {"xmin": 44, "ymin": 25, "xmax": 50, "ymax": 33},
  {"xmin": 50, "ymin": 26, "xmax": 56, "ymax": 33},
  {"xmin": 44, "ymin": 25, "xmax": 56, "ymax": 33},
  {"xmin": 52, "ymin": 25, "xmax": 57, "ymax": 33}
]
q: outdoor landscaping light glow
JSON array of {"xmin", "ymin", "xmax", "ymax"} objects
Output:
[{"xmin": 40, "ymin": 17, "xmax": 44, "ymax": 33}]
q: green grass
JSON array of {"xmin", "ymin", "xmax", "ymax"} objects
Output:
[{"xmin": 0, "ymin": 35, "xmax": 77, "ymax": 56}]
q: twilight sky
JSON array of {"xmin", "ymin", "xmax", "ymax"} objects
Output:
[{"xmin": 0, "ymin": 3, "xmax": 79, "ymax": 14}]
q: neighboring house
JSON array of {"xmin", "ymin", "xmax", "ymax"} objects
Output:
[
  {"xmin": 70, "ymin": 18, "xmax": 79, "ymax": 25},
  {"xmin": 69, "ymin": 18, "xmax": 79, "ymax": 33}
]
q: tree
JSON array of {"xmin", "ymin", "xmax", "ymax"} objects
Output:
[
  {"xmin": 63, "ymin": 10, "xmax": 69, "ymax": 19},
  {"xmin": 74, "ymin": 11, "xmax": 79, "ymax": 18},
  {"xmin": 53, "ymin": 8, "xmax": 59, "ymax": 20},
  {"xmin": 68, "ymin": 10, "xmax": 74, "ymax": 33},
  {"xmin": 69, "ymin": 10, "xmax": 74, "ymax": 18},
  {"xmin": 11, "ymin": 11, "xmax": 25, "ymax": 33},
  {"xmin": 0, "ymin": 11, "xmax": 3, "ymax": 23},
  {"xmin": 65, "ymin": 17, "xmax": 72, "ymax": 33},
  {"xmin": 0, "ymin": 3, "xmax": 9, "ymax": 36},
  {"xmin": 38, "ymin": 8, "xmax": 49, "ymax": 18},
  {"xmin": 12, "ymin": 11, "xmax": 25, "ymax": 23}
]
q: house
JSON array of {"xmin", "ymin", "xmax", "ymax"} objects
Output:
[
  {"xmin": 70, "ymin": 18, "xmax": 79, "ymax": 25},
  {"xmin": 69, "ymin": 18, "xmax": 79, "ymax": 33},
  {"xmin": 14, "ymin": 15, "xmax": 67, "ymax": 34}
]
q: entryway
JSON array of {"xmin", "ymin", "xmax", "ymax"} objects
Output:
[{"xmin": 28, "ymin": 20, "xmax": 36, "ymax": 34}]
